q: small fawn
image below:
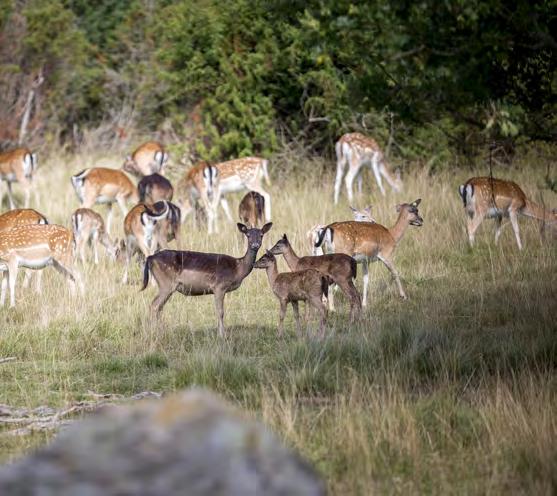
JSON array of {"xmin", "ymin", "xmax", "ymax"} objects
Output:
[{"xmin": 71, "ymin": 208, "xmax": 118, "ymax": 264}]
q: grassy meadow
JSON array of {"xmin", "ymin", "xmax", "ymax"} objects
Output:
[{"xmin": 0, "ymin": 150, "xmax": 556, "ymax": 494}]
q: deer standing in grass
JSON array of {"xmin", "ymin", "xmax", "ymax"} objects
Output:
[
  {"xmin": 238, "ymin": 191, "xmax": 265, "ymax": 228},
  {"xmin": 269, "ymin": 234, "xmax": 361, "ymax": 321},
  {"xmin": 0, "ymin": 147, "xmax": 38, "ymax": 208},
  {"xmin": 142, "ymin": 222, "xmax": 272, "ymax": 336},
  {"xmin": 71, "ymin": 167, "xmax": 138, "ymax": 235},
  {"xmin": 334, "ymin": 133, "xmax": 402, "ymax": 203},
  {"xmin": 71, "ymin": 208, "xmax": 118, "ymax": 264},
  {"xmin": 121, "ymin": 202, "xmax": 170, "ymax": 284},
  {"xmin": 122, "ymin": 141, "xmax": 168, "ymax": 177},
  {"xmin": 150, "ymin": 200, "xmax": 182, "ymax": 249},
  {"xmin": 0, "ymin": 224, "xmax": 82, "ymax": 307},
  {"xmin": 459, "ymin": 177, "xmax": 557, "ymax": 250},
  {"xmin": 138, "ymin": 173, "xmax": 173, "ymax": 204},
  {"xmin": 215, "ymin": 157, "xmax": 271, "ymax": 222},
  {"xmin": 176, "ymin": 162, "xmax": 221, "ymax": 234},
  {"xmin": 315, "ymin": 199, "xmax": 423, "ymax": 304},
  {"xmin": 255, "ymin": 250, "xmax": 328, "ymax": 337}
]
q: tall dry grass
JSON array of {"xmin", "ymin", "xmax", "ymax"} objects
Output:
[{"xmin": 0, "ymin": 150, "xmax": 556, "ymax": 494}]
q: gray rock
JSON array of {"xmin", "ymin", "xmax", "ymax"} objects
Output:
[{"xmin": 0, "ymin": 389, "xmax": 324, "ymax": 496}]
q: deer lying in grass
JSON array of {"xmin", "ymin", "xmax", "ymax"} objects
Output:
[
  {"xmin": 142, "ymin": 222, "xmax": 272, "ymax": 336},
  {"xmin": 255, "ymin": 250, "xmax": 328, "ymax": 338},
  {"xmin": 0, "ymin": 147, "xmax": 38, "ymax": 208},
  {"xmin": 0, "ymin": 224, "xmax": 83, "ymax": 307},
  {"xmin": 122, "ymin": 141, "xmax": 168, "ymax": 177},
  {"xmin": 459, "ymin": 177, "xmax": 557, "ymax": 250},
  {"xmin": 315, "ymin": 199, "xmax": 423, "ymax": 304},
  {"xmin": 71, "ymin": 208, "xmax": 118, "ymax": 264},
  {"xmin": 71, "ymin": 167, "xmax": 138, "ymax": 235},
  {"xmin": 122, "ymin": 202, "xmax": 169, "ymax": 284},
  {"xmin": 138, "ymin": 173, "xmax": 174, "ymax": 204},
  {"xmin": 269, "ymin": 234, "xmax": 361, "ymax": 320},
  {"xmin": 238, "ymin": 191, "xmax": 265, "ymax": 227}
]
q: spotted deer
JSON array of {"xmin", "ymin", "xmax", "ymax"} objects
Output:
[
  {"xmin": 254, "ymin": 250, "xmax": 328, "ymax": 337},
  {"xmin": 122, "ymin": 141, "xmax": 168, "ymax": 177},
  {"xmin": 238, "ymin": 191, "xmax": 265, "ymax": 227},
  {"xmin": 121, "ymin": 202, "xmax": 169, "ymax": 284},
  {"xmin": 0, "ymin": 224, "xmax": 83, "ymax": 307},
  {"xmin": 315, "ymin": 199, "xmax": 423, "ymax": 304},
  {"xmin": 176, "ymin": 162, "xmax": 220, "ymax": 234},
  {"xmin": 334, "ymin": 133, "xmax": 402, "ymax": 203},
  {"xmin": 71, "ymin": 167, "xmax": 138, "ymax": 235},
  {"xmin": 215, "ymin": 157, "xmax": 271, "ymax": 222},
  {"xmin": 138, "ymin": 173, "xmax": 174, "ymax": 204},
  {"xmin": 459, "ymin": 177, "xmax": 557, "ymax": 250},
  {"xmin": 142, "ymin": 222, "xmax": 272, "ymax": 336},
  {"xmin": 0, "ymin": 147, "xmax": 38, "ymax": 209},
  {"xmin": 71, "ymin": 208, "xmax": 118, "ymax": 264}
]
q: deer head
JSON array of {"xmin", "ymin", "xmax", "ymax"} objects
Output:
[
  {"xmin": 237, "ymin": 222, "xmax": 272, "ymax": 250},
  {"xmin": 396, "ymin": 199, "xmax": 423, "ymax": 226}
]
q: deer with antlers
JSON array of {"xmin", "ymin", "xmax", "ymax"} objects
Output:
[
  {"xmin": 334, "ymin": 133, "xmax": 402, "ymax": 203},
  {"xmin": 459, "ymin": 177, "xmax": 557, "ymax": 250},
  {"xmin": 0, "ymin": 147, "xmax": 38, "ymax": 209},
  {"xmin": 71, "ymin": 208, "xmax": 118, "ymax": 264},
  {"xmin": 121, "ymin": 202, "xmax": 169, "ymax": 284},
  {"xmin": 0, "ymin": 224, "xmax": 83, "ymax": 307},
  {"xmin": 315, "ymin": 199, "xmax": 423, "ymax": 305},
  {"xmin": 142, "ymin": 222, "xmax": 272, "ymax": 335},
  {"xmin": 71, "ymin": 167, "xmax": 138, "ymax": 235},
  {"xmin": 122, "ymin": 141, "xmax": 168, "ymax": 177}
]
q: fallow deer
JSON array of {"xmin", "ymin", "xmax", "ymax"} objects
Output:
[
  {"xmin": 150, "ymin": 200, "xmax": 182, "ymax": 249},
  {"xmin": 334, "ymin": 133, "xmax": 402, "ymax": 203},
  {"xmin": 215, "ymin": 157, "xmax": 271, "ymax": 222},
  {"xmin": 0, "ymin": 147, "xmax": 38, "ymax": 209},
  {"xmin": 458, "ymin": 177, "xmax": 557, "ymax": 250},
  {"xmin": 122, "ymin": 141, "xmax": 168, "ymax": 177},
  {"xmin": 315, "ymin": 199, "xmax": 423, "ymax": 304},
  {"xmin": 71, "ymin": 167, "xmax": 138, "ymax": 235},
  {"xmin": 238, "ymin": 191, "xmax": 265, "ymax": 228},
  {"xmin": 121, "ymin": 202, "xmax": 169, "ymax": 284},
  {"xmin": 142, "ymin": 222, "xmax": 272, "ymax": 336},
  {"xmin": 254, "ymin": 250, "xmax": 328, "ymax": 337},
  {"xmin": 71, "ymin": 208, "xmax": 118, "ymax": 264},
  {"xmin": 138, "ymin": 173, "xmax": 174, "ymax": 204},
  {"xmin": 0, "ymin": 224, "xmax": 83, "ymax": 307},
  {"xmin": 269, "ymin": 234, "xmax": 361, "ymax": 320},
  {"xmin": 176, "ymin": 162, "xmax": 220, "ymax": 234}
]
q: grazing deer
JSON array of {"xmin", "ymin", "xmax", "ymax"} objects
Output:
[
  {"xmin": 334, "ymin": 133, "xmax": 402, "ymax": 203},
  {"xmin": 138, "ymin": 173, "xmax": 174, "ymax": 204},
  {"xmin": 315, "ymin": 199, "xmax": 423, "ymax": 304},
  {"xmin": 121, "ymin": 202, "xmax": 169, "ymax": 284},
  {"xmin": 0, "ymin": 224, "xmax": 82, "ymax": 307},
  {"xmin": 0, "ymin": 147, "xmax": 38, "ymax": 208},
  {"xmin": 238, "ymin": 191, "xmax": 265, "ymax": 227},
  {"xmin": 269, "ymin": 234, "xmax": 361, "ymax": 320},
  {"xmin": 255, "ymin": 250, "xmax": 328, "ymax": 337},
  {"xmin": 122, "ymin": 141, "xmax": 168, "ymax": 177},
  {"xmin": 71, "ymin": 208, "xmax": 118, "ymax": 264},
  {"xmin": 458, "ymin": 177, "xmax": 557, "ymax": 250},
  {"xmin": 150, "ymin": 200, "xmax": 182, "ymax": 249},
  {"xmin": 176, "ymin": 162, "xmax": 220, "ymax": 234},
  {"xmin": 215, "ymin": 157, "xmax": 271, "ymax": 222},
  {"xmin": 142, "ymin": 222, "xmax": 272, "ymax": 336},
  {"xmin": 71, "ymin": 167, "xmax": 138, "ymax": 235}
]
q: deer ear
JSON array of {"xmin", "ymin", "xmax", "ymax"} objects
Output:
[
  {"xmin": 365, "ymin": 206, "xmax": 372, "ymax": 213},
  {"xmin": 261, "ymin": 222, "xmax": 272, "ymax": 234},
  {"xmin": 412, "ymin": 198, "xmax": 422, "ymax": 207},
  {"xmin": 282, "ymin": 233, "xmax": 288, "ymax": 241},
  {"xmin": 349, "ymin": 206, "xmax": 356, "ymax": 212},
  {"xmin": 237, "ymin": 223, "xmax": 248, "ymax": 234},
  {"xmin": 395, "ymin": 204, "xmax": 402, "ymax": 212}
]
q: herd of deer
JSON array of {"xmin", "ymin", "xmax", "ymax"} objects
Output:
[{"xmin": 0, "ymin": 133, "xmax": 555, "ymax": 337}]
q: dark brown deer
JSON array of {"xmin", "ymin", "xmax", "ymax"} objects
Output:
[
  {"xmin": 142, "ymin": 222, "xmax": 272, "ymax": 336},
  {"xmin": 269, "ymin": 234, "xmax": 361, "ymax": 321},
  {"xmin": 238, "ymin": 191, "xmax": 265, "ymax": 227},
  {"xmin": 254, "ymin": 250, "xmax": 328, "ymax": 337},
  {"xmin": 138, "ymin": 173, "xmax": 174, "ymax": 204}
]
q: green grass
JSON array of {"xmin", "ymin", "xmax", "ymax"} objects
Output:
[{"xmin": 0, "ymin": 152, "xmax": 556, "ymax": 494}]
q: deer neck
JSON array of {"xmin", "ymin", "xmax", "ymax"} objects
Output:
[
  {"xmin": 282, "ymin": 243, "xmax": 300, "ymax": 270},
  {"xmin": 237, "ymin": 245, "xmax": 259, "ymax": 280},
  {"xmin": 264, "ymin": 259, "xmax": 279, "ymax": 287},
  {"xmin": 388, "ymin": 213, "xmax": 410, "ymax": 245}
]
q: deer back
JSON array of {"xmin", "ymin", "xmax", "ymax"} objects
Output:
[{"xmin": 0, "ymin": 208, "xmax": 47, "ymax": 231}]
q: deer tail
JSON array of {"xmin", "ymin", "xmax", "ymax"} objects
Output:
[{"xmin": 141, "ymin": 255, "xmax": 153, "ymax": 291}]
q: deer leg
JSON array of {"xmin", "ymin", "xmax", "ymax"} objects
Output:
[
  {"xmin": 311, "ymin": 296, "xmax": 327, "ymax": 339},
  {"xmin": 121, "ymin": 238, "xmax": 133, "ymax": 284},
  {"xmin": 361, "ymin": 260, "xmax": 369, "ymax": 307},
  {"xmin": 292, "ymin": 301, "xmax": 302, "ymax": 336},
  {"xmin": 106, "ymin": 206, "xmax": 114, "ymax": 237},
  {"xmin": 356, "ymin": 172, "xmax": 363, "ymax": 195},
  {"xmin": 327, "ymin": 282, "xmax": 337, "ymax": 312},
  {"xmin": 22, "ymin": 269, "xmax": 32, "ymax": 289},
  {"xmin": 378, "ymin": 255, "xmax": 407, "ymax": 299},
  {"xmin": 150, "ymin": 286, "xmax": 174, "ymax": 319},
  {"xmin": 494, "ymin": 215, "xmax": 503, "ymax": 244},
  {"xmin": 333, "ymin": 158, "xmax": 346, "ymax": 204},
  {"xmin": 22, "ymin": 182, "xmax": 31, "ymax": 208},
  {"xmin": 7, "ymin": 258, "xmax": 19, "ymax": 307},
  {"xmin": 466, "ymin": 212, "xmax": 485, "ymax": 247},
  {"xmin": 509, "ymin": 209, "xmax": 523, "ymax": 250},
  {"xmin": 344, "ymin": 168, "xmax": 357, "ymax": 204},
  {"xmin": 371, "ymin": 153, "xmax": 386, "ymax": 196},
  {"xmin": 214, "ymin": 290, "xmax": 226, "ymax": 337},
  {"xmin": 337, "ymin": 278, "xmax": 361, "ymax": 322},
  {"xmin": 6, "ymin": 182, "xmax": 15, "ymax": 209},
  {"xmin": 278, "ymin": 299, "xmax": 287, "ymax": 337},
  {"xmin": 220, "ymin": 197, "xmax": 234, "ymax": 222},
  {"xmin": 52, "ymin": 260, "xmax": 83, "ymax": 296},
  {"xmin": 92, "ymin": 231, "xmax": 100, "ymax": 264},
  {"xmin": 249, "ymin": 185, "xmax": 271, "ymax": 221},
  {"xmin": 35, "ymin": 271, "xmax": 42, "ymax": 294},
  {"xmin": 0, "ymin": 270, "xmax": 7, "ymax": 306}
]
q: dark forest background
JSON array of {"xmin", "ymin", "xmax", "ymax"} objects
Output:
[{"xmin": 1, "ymin": 0, "xmax": 556, "ymax": 168}]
